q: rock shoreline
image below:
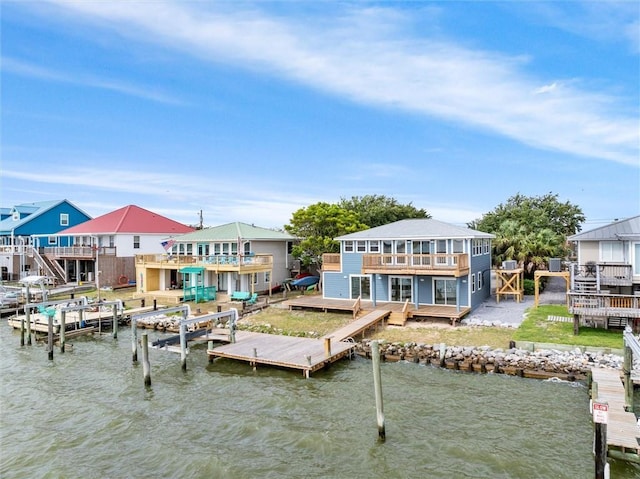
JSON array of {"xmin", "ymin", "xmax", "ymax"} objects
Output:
[{"xmin": 355, "ymin": 340, "xmax": 629, "ymax": 382}]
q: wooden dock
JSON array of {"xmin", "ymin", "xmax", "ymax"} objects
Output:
[
  {"xmin": 590, "ymin": 368, "xmax": 640, "ymax": 458},
  {"xmin": 207, "ymin": 331, "xmax": 355, "ymax": 377},
  {"xmin": 322, "ymin": 309, "xmax": 390, "ymax": 342}
]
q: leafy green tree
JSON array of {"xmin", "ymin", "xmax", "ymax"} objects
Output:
[
  {"xmin": 284, "ymin": 202, "xmax": 368, "ymax": 267},
  {"xmin": 469, "ymin": 193, "xmax": 585, "ymax": 274},
  {"xmin": 339, "ymin": 195, "xmax": 430, "ymax": 228}
]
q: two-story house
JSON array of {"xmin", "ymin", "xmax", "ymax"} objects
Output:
[
  {"xmin": 0, "ymin": 200, "xmax": 92, "ymax": 282},
  {"xmin": 321, "ymin": 219, "xmax": 494, "ymax": 325},
  {"xmin": 54, "ymin": 205, "xmax": 194, "ymax": 288},
  {"xmin": 567, "ymin": 215, "xmax": 640, "ymax": 330},
  {"xmin": 135, "ymin": 222, "xmax": 297, "ymax": 303}
]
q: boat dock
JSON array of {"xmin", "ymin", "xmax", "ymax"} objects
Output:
[
  {"xmin": 590, "ymin": 367, "xmax": 640, "ymax": 461},
  {"xmin": 205, "ymin": 307, "xmax": 392, "ymax": 376},
  {"xmin": 207, "ymin": 331, "xmax": 355, "ymax": 377}
]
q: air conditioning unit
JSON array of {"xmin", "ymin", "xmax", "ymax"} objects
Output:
[
  {"xmin": 502, "ymin": 260, "xmax": 517, "ymax": 270},
  {"xmin": 548, "ymin": 258, "xmax": 561, "ymax": 272}
]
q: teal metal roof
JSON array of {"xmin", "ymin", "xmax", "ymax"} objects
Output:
[{"xmin": 173, "ymin": 222, "xmax": 296, "ymax": 242}]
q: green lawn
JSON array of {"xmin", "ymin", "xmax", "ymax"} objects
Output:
[{"xmin": 514, "ymin": 304, "xmax": 624, "ymax": 349}]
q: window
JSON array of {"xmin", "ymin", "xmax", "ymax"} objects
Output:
[
  {"xmin": 396, "ymin": 240, "xmax": 407, "ymax": 264},
  {"xmin": 356, "ymin": 240, "xmax": 367, "ymax": 253},
  {"xmin": 265, "ymin": 271, "xmax": 271, "ymax": 283},
  {"xmin": 472, "ymin": 240, "xmax": 483, "ymax": 256},
  {"xmin": 243, "ymin": 242, "xmax": 251, "ymax": 255},
  {"xmin": 478, "ymin": 271, "xmax": 483, "ymax": 290},
  {"xmin": 344, "ymin": 241, "xmax": 354, "ymax": 253},
  {"xmin": 48, "ymin": 236, "xmax": 56, "ymax": 245},
  {"xmin": 12, "ymin": 211, "xmax": 19, "ymax": 221},
  {"xmin": 109, "ymin": 236, "xmax": 115, "ymax": 248},
  {"xmin": 369, "ymin": 241, "xmax": 380, "ymax": 253},
  {"xmin": 483, "ymin": 239, "xmax": 491, "ymax": 254},
  {"xmin": 601, "ymin": 241, "xmax": 624, "ymax": 262},
  {"xmin": 453, "ymin": 240, "xmax": 464, "ymax": 254},
  {"xmin": 252, "ymin": 273, "xmax": 258, "ymax": 285},
  {"xmin": 133, "ymin": 235, "xmax": 140, "ymax": 249},
  {"xmin": 60, "ymin": 213, "xmax": 69, "ymax": 226},
  {"xmin": 471, "ymin": 273, "xmax": 476, "ymax": 293}
]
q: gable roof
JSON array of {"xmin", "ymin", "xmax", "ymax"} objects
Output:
[
  {"xmin": 335, "ymin": 218, "xmax": 495, "ymax": 241},
  {"xmin": 0, "ymin": 200, "xmax": 91, "ymax": 235},
  {"xmin": 59, "ymin": 205, "xmax": 194, "ymax": 235},
  {"xmin": 568, "ymin": 215, "xmax": 640, "ymax": 241},
  {"xmin": 174, "ymin": 222, "xmax": 295, "ymax": 242}
]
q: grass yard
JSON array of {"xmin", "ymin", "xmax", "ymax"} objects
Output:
[{"xmin": 513, "ymin": 304, "xmax": 624, "ymax": 349}]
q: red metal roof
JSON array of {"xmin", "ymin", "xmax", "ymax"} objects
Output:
[{"xmin": 60, "ymin": 205, "xmax": 195, "ymax": 235}]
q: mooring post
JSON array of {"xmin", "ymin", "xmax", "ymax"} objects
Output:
[
  {"xmin": 131, "ymin": 317, "xmax": 138, "ymax": 363},
  {"xmin": 60, "ymin": 311, "xmax": 66, "ymax": 353},
  {"xmin": 594, "ymin": 413, "xmax": 608, "ymax": 479},
  {"xmin": 25, "ymin": 300, "xmax": 32, "ymax": 345},
  {"xmin": 208, "ymin": 340, "xmax": 214, "ymax": 363},
  {"xmin": 324, "ymin": 337, "xmax": 332, "ymax": 357},
  {"xmin": 20, "ymin": 316, "xmax": 25, "ymax": 346},
  {"xmin": 179, "ymin": 322, "xmax": 188, "ymax": 371},
  {"xmin": 47, "ymin": 312, "xmax": 54, "ymax": 361},
  {"xmin": 439, "ymin": 343, "xmax": 446, "ymax": 367},
  {"xmin": 142, "ymin": 333, "xmax": 151, "ymax": 387},
  {"xmin": 112, "ymin": 305, "xmax": 118, "ymax": 339},
  {"xmin": 153, "ymin": 298, "xmax": 157, "ymax": 311},
  {"xmin": 253, "ymin": 348, "xmax": 258, "ymax": 371},
  {"xmin": 371, "ymin": 340, "xmax": 385, "ymax": 441},
  {"xmin": 623, "ymin": 345, "xmax": 633, "ymax": 411}
]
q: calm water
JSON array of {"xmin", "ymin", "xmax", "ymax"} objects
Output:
[{"xmin": 1, "ymin": 322, "xmax": 639, "ymax": 479}]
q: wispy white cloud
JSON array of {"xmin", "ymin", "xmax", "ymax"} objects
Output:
[
  {"xmin": 1, "ymin": 56, "xmax": 183, "ymax": 105},
  {"xmin": 19, "ymin": 1, "xmax": 640, "ymax": 167}
]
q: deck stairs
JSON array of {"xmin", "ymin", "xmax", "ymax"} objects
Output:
[{"xmin": 31, "ymin": 248, "xmax": 66, "ymax": 284}]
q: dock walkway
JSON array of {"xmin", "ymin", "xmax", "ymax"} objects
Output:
[
  {"xmin": 590, "ymin": 367, "xmax": 640, "ymax": 457},
  {"xmin": 322, "ymin": 309, "xmax": 390, "ymax": 342}
]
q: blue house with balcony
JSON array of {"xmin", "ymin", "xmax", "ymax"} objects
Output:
[
  {"xmin": 321, "ymin": 219, "xmax": 494, "ymax": 325},
  {"xmin": 0, "ymin": 200, "xmax": 91, "ymax": 281}
]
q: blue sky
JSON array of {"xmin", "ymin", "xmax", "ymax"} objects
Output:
[{"xmin": 1, "ymin": 1, "xmax": 639, "ymax": 230}]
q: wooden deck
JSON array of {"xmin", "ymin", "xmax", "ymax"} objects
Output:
[
  {"xmin": 591, "ymin": 368, "xmax": 640, "ymax": 456},
  {"xmin": 207, "ymin": 331, "xmax": 355, "ymax": 377},
  {"xmin": 283, "ymin": 295, "xmax": 470, "ymax": 325}
]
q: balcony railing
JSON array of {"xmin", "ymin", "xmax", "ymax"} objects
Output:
[
  {"xmin": 322, "ymin": 253, "xmax": 341, "ymax": 271},
  {"xmin": 572, "ymin": 262, "xmax": 633, "ymax": 286},
  {"xmin": 43, "ymin": 246, "xmax": 117, "ymax": 258},
  {"xmin": 568, "ymin": 292, "xmax": 640, "ymax": 318},
  {"xmin": 362, "ymin": 253, "xmax": 469, "ymax": 276},
  {"xmin": 136, "ymin": 253, "xmax": 273, "ymax": 270}
]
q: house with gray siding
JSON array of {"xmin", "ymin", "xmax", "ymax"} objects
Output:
[{"xmin": 322, "ymin": 219, "xmax": 494, "ymax": 322}]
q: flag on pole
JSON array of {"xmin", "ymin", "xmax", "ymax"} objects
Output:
[{"xmin": 161, "ymin": 239, "xmax": 176, "ymax": 251}]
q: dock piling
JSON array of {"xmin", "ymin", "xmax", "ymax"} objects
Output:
[
  {"xmin": 142, "ymin": 333, "xmax": 151, "ymax": 387},
  {"xmin": 60, "ymin": 311, "xmax": 66, "ymax": 353},
  {"xmin": 371, "ymin": 340, "xmax": 385, "ymax": 441},
  {"xmin": 112, "ymin": 305, "xmax": 118, "ymax": 339},
  {"xmin": 47, "ymin": 312, "xmax": 54, "ymax": 361}
]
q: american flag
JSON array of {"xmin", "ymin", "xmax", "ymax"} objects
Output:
[{"xmin": 161, "ymin": 239, "xmax": 176, "ymax": 251}]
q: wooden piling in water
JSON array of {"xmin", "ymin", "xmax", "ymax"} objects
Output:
[
  {"xmin": 142, "ymin": 333, "xmax": 151, "ymax": 387},
  {"xmin": 371, "ymin": 340, "xmax": 385, "ymax": 441},
  {"xmin": 47, "ymin": 313, "xmax": 54, "ymax": 361},
  {"xmin": 131, "ymin": 318, "xmax": 138, "ymax": 363},
  {"xmin": 324, "ymin": 337, "xmax": 332, "ymax": 357},
  {"xmin": 60, "ymin": 311, "xmax": 66, "ymax": 353},
  {"xmin": 25, "ymin": 303, "xmax": 32, "ymax": 345},
  {"xmin": 112, "ymin": 305, "xmax": 118, "ymax": 339},
  {"xmin": 179, "ymin": 322, "xmax": 187, "ymax": 371}
]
